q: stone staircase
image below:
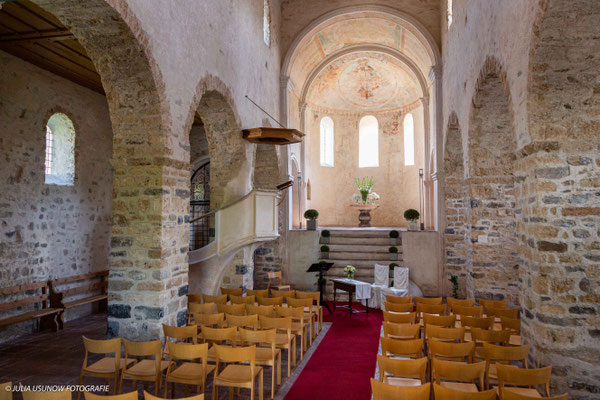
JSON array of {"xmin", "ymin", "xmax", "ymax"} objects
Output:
[{"xmin": 319, "ymin": 229, "xmax": 402, "ymax": 299}]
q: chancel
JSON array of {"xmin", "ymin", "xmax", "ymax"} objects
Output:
[{"xmin": 0, "ymin": 1, "xmax": 598, "ymax": 399}]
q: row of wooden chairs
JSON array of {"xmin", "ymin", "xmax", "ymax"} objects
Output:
[
  {"xmin": 0, "ymin": 384, "xmax": 202, "ymax": 400},
  {"xmin": 387, "ymin": 295, "xmax": 511, "ymax": 310},
  {"xmin": 385, "ymin": 299, "xmax": 520, "ymax": 320}
]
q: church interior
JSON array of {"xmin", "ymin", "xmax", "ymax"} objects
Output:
[{"xmin": 0, "ymin": 0, "xmax": 598, "ymax": 399}]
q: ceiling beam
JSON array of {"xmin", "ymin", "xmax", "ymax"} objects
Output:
[{"xmin": 0, "ymin": 29, "xmax": 73, "ymax": 43}]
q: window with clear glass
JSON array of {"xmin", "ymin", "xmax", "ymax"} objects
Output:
[
  {"xmin": 320, "ymin": 117, "xmax": 334, "ymax": 167},
  {"xmin": 263, "ymin": 0, "xmax": 271, "ymax": 47},
  {"xmin": 359, "ymin": 115, "xmax": 379, "ymax": 168},
  {"xmin": 447, "ymin": 0, "xmax": 453, "ymax": 28},
  {"xmin": 44, "ymin": 113, "xmax": 75, "ymax": 186},
  {"xmin": 404, "ymin": 113, "xmax": 415, "ymax": 166}
]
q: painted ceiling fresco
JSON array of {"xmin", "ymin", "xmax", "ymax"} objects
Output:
[{"xmin": 306, "ymin": 52, "xmax": 422, "ymax": 112}]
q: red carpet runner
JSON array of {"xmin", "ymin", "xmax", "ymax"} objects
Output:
[{"xmin": 284, "ymin": 303, "xmax": 383, "ymax": 400}]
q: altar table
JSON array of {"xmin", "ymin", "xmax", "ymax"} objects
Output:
[{"xmin": 332, "ymin": 278, "xmax": 371, "ymax": 315}]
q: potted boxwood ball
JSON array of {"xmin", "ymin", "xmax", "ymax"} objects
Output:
[
  {"xmin": 389, "ymin": 246, "xmax": 398, "ymax": 261},
  {"xmin": 320, "ymin": 245, "xmax": 330, "ymax": 259},
  {"xmin": 321, "ymin": 229, "xmax": 330, "ymax": 244},
  {"xmin": 404, "ymin": 209, "xmax": 420, "ymax": 231},
  {"xmin": 389, "ymin": 230, "xmax": 399, "ymax": 245},
  {"xmin": 304, "ymin": 209, "xmax": 319, "ymax": 230},
  {"xmin": 389, "ymin": 262, "xmax": 399, "ymax": 279}
]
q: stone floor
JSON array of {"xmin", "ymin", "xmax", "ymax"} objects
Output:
[{"xmin": 0, "ymin": 313, "xmax": 330, "ymax": 399}]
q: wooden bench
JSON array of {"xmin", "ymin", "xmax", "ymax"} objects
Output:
[
  {"xmin": 0, "ymin": 281, "xmax": 62, "ymax": 332},
  {"xmin": 50, "ymin": 270, "xmax": 108, "ymax": 329}
]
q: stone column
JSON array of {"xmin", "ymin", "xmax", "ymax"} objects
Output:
[{"xmin": 429, "ymin": 65, "xmax": 443, "ymax": 231}]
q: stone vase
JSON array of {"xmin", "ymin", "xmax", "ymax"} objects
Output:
[
  {"xmin": 307, "ymin": 219, "xmax": 318, "ymax": 230},
  {"xmin": 389, "ymin": 238, "xmax": 398, "ymax": 245},
  {"xmin": 321, "ymin": 252, "xmax": 329, "ymax": 259},
  {"xmin": 321, "ymin": 236, "xmax": 330, "ymax": 244},
  {"xmin": 389, "ymin": 253, "xmax": 398, "ymax": 261}
]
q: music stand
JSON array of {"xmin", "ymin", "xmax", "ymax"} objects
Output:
[{"xmin": 307, "ymin": 262, "xmax": 333, "ymax": 313}]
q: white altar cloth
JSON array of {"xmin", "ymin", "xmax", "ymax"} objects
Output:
[{"xmin": 333, "ymin": 278, "xmax": 372, "ymax": 300}]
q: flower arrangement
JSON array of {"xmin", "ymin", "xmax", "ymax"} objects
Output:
[
  {"xmin": 344, "ymin": 265, "xmax": 356, "ymax": 280},
  {"xmin": 353, "ymin": 176, "xmax": 379, "ymax": 205}
]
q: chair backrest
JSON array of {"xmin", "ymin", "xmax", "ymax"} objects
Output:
[
  {"xmin": 193, "ymin": 312, "xmax": 225, "ymax": 328},
  {"xmin": 247, "ymin": 289, "xmax": 269, "ymax": 298},
  {"xmin": 370, "ymin": 379, "xmax": 430, "ymax": 400},
  {"xmin": 500, "ymin": 316, "xmax": 521, "ymax": 334},
  {"xmin": 382, "ymin": 322, "xmax": 420, "ymax": 340},
  {"xmin": 373, "ymin": 263, "xmax": 389, "ymax": 286},
  {"xmin": 383, "ymin": 311, "xmax": 416, "ymax": 324},
  {"xmin": 483, "ymin": 343, "xmax": 530, "ymax": 368},
  {"xmin": 380, "ymin": 337, "xmax": 423, "ymax": 359},
  {"xmin": 202, "ymin": 294, "xmax": 227, "ymax": 304},
  {"xmin": 432, "ymin": 359, "xmax": 485, "ymax": 384},
  {"xmin": 162, "ymin": 324, "xmax": 197, "ymax": 355},
  {"xmin": 386, "ymin": 295, "xmax": 413, "ymax": 304},
  {"xmin": 230, "ymin": 295, "xmax": 255, "ymax": 305},
  {"xmin": 123, "ymin": 339, "xmax": 162, "ymax": 358},
  {"xmin": 239, "ymin": 328, "xmax": 276, "ymax": 354},
  {"xmin": 217, "ymin": 303, "xmax": 245, "ymax": 316},
  {"xmin": 417, "ymin": 303, "xmax": 447, "ymax": 319},
  {"xmin": 267, "ymin": 271, "xmax": 283, "ymax": 287},
  {"xmin": 415, "ymin": 296, "xmax": 443, "ymax": 305},
  {"xmin": 471, "ymin": 327, "xmax": 510, "ymax": 345},
  {"xmin": 461, "ymin": 316, "xmax": 494, "ymax": 330},
  {"xmin": 287, "ymin": 297, "xmax": 313, "ymax": 308},
  {"xmin": 447, "ymin": 298, "xmax": 476, "ymax": 308},
  {"xmin": 259, "ymin": 315, "xmax": 292, "ymax": 335},
  {"xmin": 247, "ymin": 304, "xmax": 276, "ymax": 317},
  {"xmin": 434, "ymin": 383, "xmax": 496, "ymax": 400},
  {"xmin": 144, "ymin": 391, "xmax": 205, "ymax": 400},
  {"xmin": 451, "ymin": 305, "xmax": 483, "ymax": 317},
  {"xmin": 275, "ymin": 305, "xmax": 304, "ymax": 322},
  {"xmin": 0, "ymin": 382, "xmax": 10, "ymax": 400},
  {"xmin": 189, "ymin": 302, "xmax": 217, "ymax": 315},
  {"xmin": 200, "ymin": 326, "xmax": 237, "ymax": 345},
  {"xmin": 384, "ymin": 302, "xmax": 413, "ymax": 313},
  {"xmin": 479, "ymin": 298, "xmax": 508, "ymax": 309},
  {"xmin": 226, "ymin": 313, "xmax": 259, "ymax": 330},
  {"xmin": 23, "ymin": 390, "xmax": 72, "ymax": 400},
  {"xmin": 167, "ymin": 342, "xmax": 208, "ymax": 364},
  {"xmin": 500, "ymin": 389, "xmax": 567, "ymax": 400},
  {"xmin": 257, "ymin": 296, "xmax": 284, "ymax": 306},
  {"xmin": 214, "ymin": 343, "xmax": 255, "ymax": 364},
  {"xmin": 429, "ymin": 339, "xmax": 475, "ymax": 363},
  {"xmin": 423, "ymin": 314, "xmax": 456, "ymax": 328},
  {"xmin": 85, "ymin": 391, "xmax": 138, "ymax": 400},
  {"xmin": 377, "ymin": 355, "xmax": 427, "ymax": 383},
  {"xmin": 486, "ymin": 307, "xmax": 519, "ymax": 319},
  {"xmin": 82, "ymin": 336, "xmax": 121, "ymax": 373},
  {"xmin": 221, "ymin": 287, "xmax": 243, "ymax": 296},
  {"xmin": 187, "ymin": 294, "xmax": 203, "ymax": 304},
  {"xmin": 295, "ymin": 291, "xmax": 320, "ymax": 302},
  {"xmin": 425, "ymin": 325, "xmax": 465, "ymax": 343},
  {"xmin": 271, "ymin": 289, "xmax": 295, "ymax": 298},
  {"xmin": 497, "ymin": 364, "xmax": 552, "ymax": 396}
]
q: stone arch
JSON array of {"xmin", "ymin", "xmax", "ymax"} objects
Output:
[
  {"xmin": 525, "ymin": 0, "xmax": 600, "ymax": 394},
  {"xmin": 442, "ymin": 112, "xmax": 468, "ymax": 298},
  {"xmin": 467, "ymin": 57, "xmax": 519, "ymax": 304}
]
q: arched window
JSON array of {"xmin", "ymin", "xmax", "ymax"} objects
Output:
[
  {"xmin": 319, "ymin": 116, "xmax": 334, "ymax": 167},
  {"xmin": 45, "ymin": 113, "xmax": 75, "ymax": 185},
  {"xmin": 359, "ymin": 115, "xmax": 379, "ymax": 168},
  {"xmin": 404, "ymin": 113, "xmax": 415, "ymax": 166},
  {"xmin": 447, "ymin": 0, "xmax": 453, "ymax": 28},
  {"xmin": 263, "ymin": 0, "xmax": 271, "ymax": 47}
]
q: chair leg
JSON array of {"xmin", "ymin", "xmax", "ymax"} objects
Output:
[
  {"xmin": 292, "ymin": 337, "xmax": 297, "ymax": 366},
  {"xmin": 76, "ymin": 372, "xmax": 84, "ymax": 400},
  {"xmin": 229, "ymin": 386, "xmax": 234, "ymax": 400},
  {"xmin": 287, "ymin": 348, "xmax": 291, "ymax": 377},
  {"xmin": 277, "ymin": 353, "xmax": 281, "ymax": 385},
  {"xmin": 251, "ymin": 379, "xmax": 254, "ymax": 400},
  {"xmin": 112, "ymin": 373, "xmax": 118, "ymax": 395},
  {"xmin": 163, "ymin": 379, "xmax": 168, "ymax": 398},
  {"xmin": 212, "ymin": 381, "xmax": 217, "ymax": 400},
  {"xmin": 271, "ymin": 365, "xmax": 275, "ymax": 399},
  {"xmin": 259, "ymin": 369, "xmax": 264, "ymax": 400}
]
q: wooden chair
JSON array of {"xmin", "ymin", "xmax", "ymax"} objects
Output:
[
  {"xmin": 434, "ymin": 383, "xmax": 497, "ymax": 400},
  {"xmin": 200, "ymin": 326, "xmax": 237, "ymax": 347},
  {"xmin": 162, "ymin": 324, "xmax": 197, "ymax": 359},
  {"xmin": 383, "ymin": 311, "xmax": 417, "ymax": 324},
  {"xmin": 380, "ymin": 337, "xmax": 424, "ymax": 359},
  {"xmin": 423, "ymin": 314, "xmax": 456, "ymax": 328},
  {"xmin": 370, "ymin": 379, "xmax": 430, "ymax": 400},
  {"xmin": 247, "ymin": 304, "xmax": 276, "ymax": 318},
  {"xmin": 452, "ymin": 305, "xmax": 483, "ymax": 318},
  {"xmin": 144, "ymin": 391, "xmax": 205, "ymax": 399},
  {"xmin": 23, "ymin": 390, "xmax": 72, "ymax": 400},
  {"xmin": 486, "ymin": 307, "xmax": 519, "ymax": 319},
  {"xmin": 188, "ymin": 302, "xmax": 217, "ymax": 324},
  {"xmin": 500, "ymin": 317, "xmax": 521, "ymax": 335},
  {"xmin": 479, "ymin": 299, "xmax": 508, "ymax": 309},
  {"xmin": 202, "ymin": 294, "xmax": 227, "ymax": 304},
  {"xmin": 226, "ymin": 313, "xmax": 259, "ymax": 330},
  {"xmin": 429, "ymin": 339, "xmax": 475, "ymax": 363},
  {"xmin": 271, "ymin": 290, "xmax": 295, "ymax": 300},
  {"xmin": 78, "ymin": 337, "xmax": 135, "ymax": 400},
  {"xmin": 267, "ymin": 271, "xmax": 290, "ymax": 292},
  {"xmin": 84, "ymin": 392, "xmax": 138, "ymax": 400},
  {"xmin": 192, "ymin": 312, "xmax": 224, "ymax": 329},
  {"xmin": 257, "ymin": 296, "xmax": 283, "ymax": 306},
  {"xmin": 231, "ymin": 295, "xmax": 256, "ymax": 305},
  {"xmin": 432, "ymin": 359, "xmax": 486, "ymax": 392},
  {"xmin": 259, "ymin": 315, "xmax": 296, "ymax": 377},
  {"xmin": 221, "ymin": 287, "xmax": 243, "ymax": 297},
  {"xmin": 275, "ymin": 306, "xmax": 309, "ymax": 358},
  {"xmin": 120, "ymin": 339, "xmax": 171, "ymax": 395},
  {"xmin": 384, "ymin": 302, "xmax": 414, "ymax": 313},
  {"xmin": 447, "ymin": 298, "xmax": 476, "ymax": 308},
  {"xmin": 482, "ymin": 343, "xmax": 530, "ymax": 389},
  {"xmin": 164, "ymin": 342, "xmax": 214, "ymax": 398},
  {"xmin": 500, "ymin": 389, "xmax": 568, "ymax": 400},
  {"xmin": 425, "ymin": 325, "xmax": 465, "ymax": 343},
  {"xmin": 415, "ymin": 296, "xmax": 443, "ymax": 305},
  {"xmin": 187, "ymin": 294, "xmax": 203, "ymax": 304},
  {"xmin": 239, "ymin": 328, "xmax": 281, "ymax": 399},
  {"xmin": 0, "ymin": 382, "xmax": 10, "ymax": 400},
  {"xmin": 470, "ymin": 327, "xmax": 510, "ymax": 360},
  {"xmin": 417, "ymin": 303, "xmax": 448, "ymax": 323},
  {"xmin": 377, "ymin": 355, "xmax": 427, "ymax": 386},
  {"xmin": 461, "ymin": 316, "xmax": 494, "ymax": 330},
  {"xmin": 295, "ymin": 291, "xmax": 323, "ymax": 334},
  {"xmin": 212, "ymin": 344, "xmax": 264, "ymax": 400},
  {"xmin": 287, "ymin": 297, "xmax": 316, "ymax": 340},
  {"xmin": 386, "ymin": 295, "xmax": 413, "ymax": 304},
  {"xmin": 382, "ymin": 323, "xmax": 420, "ymax": 340},
  {"xmin": 247, "ymin": 289, "xmax": 269, "ymax": 298},
  {"xmin": 497, "ymin": 364, "xmax": 552, "ymax": 397},
  {"xmin": 217, "ymin": 303, "xmax": 245, "ymax": 316}
]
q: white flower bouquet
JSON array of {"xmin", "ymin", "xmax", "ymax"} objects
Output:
[{"xmin": 344, "ymin": 265, "xmax": 356, "ymax": 279}]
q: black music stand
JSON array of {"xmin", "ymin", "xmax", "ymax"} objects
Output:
[{"xmin": 307, "ymin": 262, "xmax": 333, "ymax": 313}]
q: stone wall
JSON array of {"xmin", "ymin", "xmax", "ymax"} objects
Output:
[{"xmin": 0, "ymin": 50, "xmax": 113, "ymax": 341}]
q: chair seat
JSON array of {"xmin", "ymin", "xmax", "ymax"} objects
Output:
[
  {"xmin": 124, "ymin": 359, "xmax": 171, "ymax": 377},
  {"xmin": 216, "ymin": 364, "xmax": 262, "ymax": 383},
  {"xmin": 275, "ymin": 333, "xmax": 292, "ymax": 347},
  {"xmin": 168, "ymin": 362, "xmax": 215, "ymax": 381},
  {"xmin": 441, "ymin": 382, "xmax": 479, "ymax": 392},
  {"xmin": 85, "ymin": 357, "xmax": 136, "ymax": 374},
  {"xmin": 498, "ymin": 387, "xmax": 542, "ymax": 398},
  {"xmin": 255, "ymin": 347, "xmax": 281, "ymax": 363},
  {"xmin": 385, "ymin": 377, "xmax": 422, "ymax": 387}
]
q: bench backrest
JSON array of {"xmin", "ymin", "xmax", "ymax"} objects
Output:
[
  {"xmin": 0, "ymin": 281, "xmax": 51, "ymax": 312},
  {"xmin": 50, "ymin": 270, "xmax": 108, "ymax": 302}
]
